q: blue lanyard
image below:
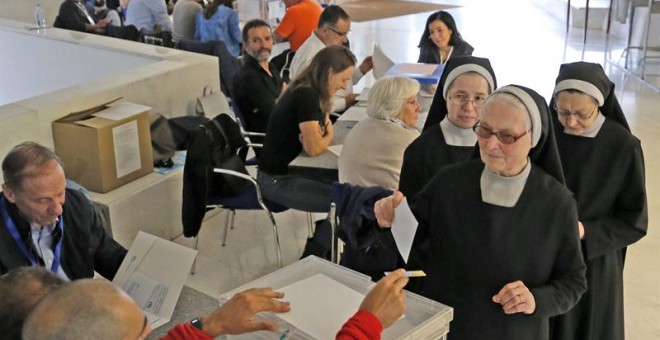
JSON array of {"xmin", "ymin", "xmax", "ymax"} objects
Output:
[{"xmin": 0, "ymin": 195, "xmax": 64, "ymax": 273}]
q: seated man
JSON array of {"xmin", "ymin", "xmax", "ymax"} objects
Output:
[
  {"xmin": 22, "ymin": 270, "xmax": 408, "ymax": 339},
  {"xmin": 55, "ymin": 0, "xmax": 138, "ymax": 40},
  {"xmin": 125, "ymin": 0, "xmax": 173, "ymax": 32},
  {"xmin": 0, "ymin": 142, "xmax": 128, "ymax": 280},
  {"xmin": 271, "ymin": 0, "xmax": 323, "ymax": 80},
  {"xmin": 233, "ymin": 19, "xmax": 284, "ymax": 159},
  {"xmin": 0, "ymin": 267, "xmax": 64, "ymax": 340},
  {"xmin": 289, "ymin": 5, "xmax": 373, "ymax": 113}
]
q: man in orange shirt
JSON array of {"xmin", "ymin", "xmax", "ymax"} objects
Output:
[
  {"xmin": 271, "ymin": 0, "xmax": 322, "ymax": 81},
  {"xmin": 275, "ymin": 0, "xmax": 322, "ymax": 51}
]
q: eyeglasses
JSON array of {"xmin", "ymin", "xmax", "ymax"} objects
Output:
[
  {"xmin": 448, "ymin": 93, "xmax": 487, "ymax": 108},
  {"xmin": 326, "ymin": 26, "xmax": 351, "ymax": 37},
  {"xmin": 554, "ymin": 104, "xmax": 597, "ymax": 120},
  {"xmin": 473, "ymin": 124, "xmax": 529, "ymax": 145}
]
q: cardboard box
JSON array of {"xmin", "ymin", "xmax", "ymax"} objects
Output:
[{"xmin": 53, "ymin": 100, "xmax": 154, "ymax": 193}]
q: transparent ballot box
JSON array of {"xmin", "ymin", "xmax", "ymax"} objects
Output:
[{"xmin": 219, "ymin": 256, "xmax": 453, "ymax": 339}]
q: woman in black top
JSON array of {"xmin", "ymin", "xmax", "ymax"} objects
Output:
[
  {"xmin": 257, "ymin": 45, "xmax": 356, "ymax": 212},
  {"xmin": 549, "ymin": 62, "xmax": 647, "ymax": 340},
  {"xmin": 417, "ymin": 11, "xmax": 474, "ymax": 65}
]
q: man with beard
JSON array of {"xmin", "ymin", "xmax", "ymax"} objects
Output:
[{"xmin": 233, "ymin": 19, "xmax": 285, "ymax": 160}]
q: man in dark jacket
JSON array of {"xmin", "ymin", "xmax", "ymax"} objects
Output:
[
  {"xmin": 55, "ymin": 0, "xmax": 138, "ymax": 41},
  {"xmin": 0, "ymin": 142, "xmax": 127, "ymax": 281}
]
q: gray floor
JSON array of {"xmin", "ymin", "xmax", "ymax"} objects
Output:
[{"xmin": 174, "ymin": 1, "xmax": 660, "ymax": 338}]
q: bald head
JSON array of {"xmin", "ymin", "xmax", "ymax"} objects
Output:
[
  {"xmin": 23, "ymin": 279, "xmax": 150, "ymax": 340},
  {"xmin": 0, "ymin": 267, "xmax": 64, "ymax": 340}
]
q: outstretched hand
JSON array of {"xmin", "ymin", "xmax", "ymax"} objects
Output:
[
  {"xmin": 359, "ymin": 269, "xmax": 408, "ymax": 328},
  {"xmin": 201, "ymin": 287, "xmax": 291, "ymax": 337},
  {"xmin": 374, "ymin": 191, "xmax": 404, "ymax": 228}
]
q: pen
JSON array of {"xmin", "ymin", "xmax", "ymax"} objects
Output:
[{"xmin": 384, "ymin": 270, "xmax": 426, "ymax": 277}]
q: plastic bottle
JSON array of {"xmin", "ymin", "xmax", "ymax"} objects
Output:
[{"xmin": 35, "ymin": 4, "xmax": 45, "ymax": 28}]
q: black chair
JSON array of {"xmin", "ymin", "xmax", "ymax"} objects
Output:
[{"xmin": 182, "ymin": 113, "xmax": 288, "ymax": 270}]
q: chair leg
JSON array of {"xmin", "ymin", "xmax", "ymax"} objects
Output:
[
  {"xmin": 229, "ymin": 210, "xmax": 236, "ymax": 230},
  {"xmin": 222, "ymin": 209, "xmax": 233, "ymax": 246},
  {"xmin": 265, "ymin": 210, "xmax": 283, "ymax": 268},
  {"xmin": 307, "ymin": 212, "xmax": 314, "ymax": 237},
  {"xmin": 190, "ymin": 235, "xmax": 199, "ymax": 275}
]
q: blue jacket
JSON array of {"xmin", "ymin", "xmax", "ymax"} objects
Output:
[{"xmin": 194, "ymin": 6, "xmax": 241, "ymax": 57}]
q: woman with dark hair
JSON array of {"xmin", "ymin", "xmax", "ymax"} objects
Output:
[
  {"xmin": 194, "ymin": 0, "xmax": 241, "ymax": 56},
  {"xmin": 399, "ymin": 56, "xmax": 496, "ymax": 199},
  {"xmin": 549, "ymin": 62, "xmax": 647, "ymax": 340},
  {"xmin": 257, "ymin": 45, "xmax": 357, "ymax": 212},
  {"xmin": 417, "ymin": 11, "xmax": 474, "ymax": 65},
  {"xmin": 375, "ymin": 85, "xmax": 586, "ymax": 340}
]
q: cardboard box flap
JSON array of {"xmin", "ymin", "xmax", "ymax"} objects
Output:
[
  {"xmin": 93, "ymin": 102, "xmax": 152, "ymax": 122},
  {"xmin": 73, "ymin": 116, "xmax": 115, "ymax": 129},
  {"xmin": 55, "ymin": 98, "xmax": 123, "ymax": 123}
]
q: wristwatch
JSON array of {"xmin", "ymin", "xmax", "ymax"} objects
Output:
[{"xmin": 190, "ymin": 317, "xmax": 204, "ymax": 330}]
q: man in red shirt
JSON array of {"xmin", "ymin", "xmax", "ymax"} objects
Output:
[
  {"xmin": 275, "ymin": 0, "xmax": 322, "ymax": 52},
  {"xmin": 21, "ymin": 270, "xmax": 408, "ymax": 339}
]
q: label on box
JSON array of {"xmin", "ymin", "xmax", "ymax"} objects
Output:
[{"xmin": 113, "ymin": 120, "xmax": 142, "ymax": 178}]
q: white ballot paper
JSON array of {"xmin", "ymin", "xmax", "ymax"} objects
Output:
[
  {"xmin": 356, "ymin": 87, "xmax": 370, "ymax": 102},
  {"xmin": 337, "ymin": 106, "xmax": 368, "ymax": 122},
  {"xmin": 276, "ymin": 273, "xmax": 365, "ymax": 339},
  {"xmin": 328, "ymin": 144, "xmax": 343, "ymax": 157},
  {"xmin": 391, "ymin": 197, "xmax": 418, "ymax": 263},
  {"xmin": 112, "ymin": 231, "xmax": 197, "ymax": 329},
  {"xmin": 373, "ymin": 44, "xmax": 395, "ymax": 80}
]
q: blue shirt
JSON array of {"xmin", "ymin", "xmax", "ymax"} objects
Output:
[
  {"xmin": 194, "ymin": 6, "xmax": 241, "ymax": 57},
  {"xmin": 125, "ymin": 0, "xmax": 173, "ymax": 31}
]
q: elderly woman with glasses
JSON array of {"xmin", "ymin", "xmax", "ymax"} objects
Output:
[
  {"xmin": 338, "ymin": 76, "xmax": 421, "ymax": 191},
  {"xmin": 373, "ymin": 85, "xmax": 587, "ymax": 340},
  {"xmin": 399, "ymin": 56, "xmax": 496, "ymax": 199},
  {"xmin": 549, "ymin": 62, "xmax": 647, "ymax": 340}
]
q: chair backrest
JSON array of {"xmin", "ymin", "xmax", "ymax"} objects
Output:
[
  {"xmin": 181, "ymin": 113, "xmax": 249, "ymax": 237},
  {"xmin": 175, "ymin": 40, "xmax": 242, "ymax": 98}
]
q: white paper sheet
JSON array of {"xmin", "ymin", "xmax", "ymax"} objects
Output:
[
  {"xmin": 328, "ymin": 144, "xmax": 343, "ymax": 157},
  {"xmin": 93, "ymin": 102, "xmax": 151, "ymax": 121},
  {"xmin": 373, "ymin": 44, "xmax": 395, "ymax": 80},
  {"xmin": 112, "ymin": 120, "xmax": 141, "ymax": 178},
  {"xmin": 113, "ymin": 232, "xmax": 197, "ymax": 330},
  {"xmin": 391, "ymin": 197, "xmax": 418, "ymax": 263},
  {"xmin": 337, "ymin": 106, "xmax": 368, "ymax": 122},
  {"xmin": 356, "ymin": 87, "xmax": 369, "ymax": 102},
  {"xmin": 276, "ymin": 273, "xmax": 365, "ymax": 339}
]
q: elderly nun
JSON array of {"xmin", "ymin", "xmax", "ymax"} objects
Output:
[
  {"xmin": 338, "ymin": 76, "xmax": 421, "ymax": 191},
  {"xmin": 374, "ymin": 85, "xmax": 586, "ymax": 340},
  {"xmin": 549, "ymin": 62, "xmax": 648, "ymax": 340},
  {"xmin": 399, "ymin": 56, "xmax": 496, "ymax": 198}
]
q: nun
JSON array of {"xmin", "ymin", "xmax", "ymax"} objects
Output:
[
  {"xmin": 375, "ymin": 85, "xmax": 586, "ymax": 340},
  {"xmin": 549, "ymin": 62, "xmax": 648, "ymax": 340},
  {"xmin": 399, "ymin": 56, "xmax": 496, "ymax": 198}
]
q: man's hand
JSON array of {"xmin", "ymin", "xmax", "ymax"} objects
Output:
[
  {"xmin": 200, "ymin": 287, "xmax": 290, "ymax": 337},
  {"xmin": 492, "ymin": 280, "xmax": 536, "ymax": 315},
  {"xmin": 359, "ymin": 269, "xmax": 408, "ymax": 329},
  {"xmin": 374, "ymin": 191, "xmax": 404, "ymax": 228},
  {"xmin": 578, "ymin": 221, "xmax": 585, "ymax": 240},
  {"xmin": 359, "ymin": 56, "xmax": 374, "ymax": 75},
  {"xmin": 344, "ymin": 93, "xmax": 357, "ymax": 109},
  {"xmin": 322, "ymin": 116, "xmax": 333, "ymax": 137}
]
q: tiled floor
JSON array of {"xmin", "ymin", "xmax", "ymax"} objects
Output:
[{"xmin": 174, "ymin": 0, "xmax": 660, "ymax": 338}]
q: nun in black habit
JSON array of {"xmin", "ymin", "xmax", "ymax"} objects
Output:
[
  {"xmin": 549, "ymin": 62, "xmax": 648, "ymax": 340},
  {"xmin": 399, "ymin": 56, "xmax": 496, "ymax": 198},
  {"xmin": 375, "ymin": 85, "xmax": 586, "ymax": 340}
]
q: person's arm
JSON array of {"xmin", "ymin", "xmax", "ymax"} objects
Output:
[
  {"xmin": 581, "ymin": 140, "xmax": 647, "ymax": 260},
  {"xmin": 336, "ymin": 269, "xmax": 408, "ymax": 340},
  {"xmin": 229, "ymin": 10, "xmax": 241, "ymax": 46},
  {"xmin": 299, "ymin": 115, "xmax": 333, "ymax": 156},
  {"xmin": 273, "ymin": 12, "xmax": 294, "ymax": 42},
  {"xmin": 494, "ymin": 199, "xmax": 587, "ymax": 318},
  {"xmin": 152, "ymin": 0, "xmax": 173, "ymax": 31},
  {"xmin": 352, "ymin": 56, "xmax": 372, "ymax": 84}
]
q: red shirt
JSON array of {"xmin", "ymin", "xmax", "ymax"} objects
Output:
[{"xmin": 275, "ymin": 0, "xmax": 322, "ymax": 51}]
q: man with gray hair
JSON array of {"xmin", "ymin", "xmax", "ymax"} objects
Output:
[
  {"xmin": 0, "ymin": 142, "xmax": 127, "ymax": 280},
  {"xmin": 233, "ymin": 19, "xmax": 285, "ymax": 159},
  {"xmin": 0, "ymin": 267, "xmax": 65, "ymax": 340}
]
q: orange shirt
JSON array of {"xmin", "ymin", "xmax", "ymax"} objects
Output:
[{"xmin": 275, "ymin": 0, "xmax": 322, "ymax": 51}]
